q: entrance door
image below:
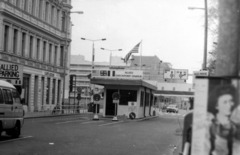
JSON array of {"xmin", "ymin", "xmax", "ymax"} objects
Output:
[{"xmin": 105, "ymin": 89, "xmax": 118, "ymax": 116}]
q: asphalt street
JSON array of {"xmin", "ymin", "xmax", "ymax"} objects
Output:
[{"xmin": 0, "ymin": 113, "xmax": 184, "ymax": 155}]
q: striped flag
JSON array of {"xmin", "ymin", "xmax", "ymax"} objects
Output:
[{"xmin": 123, "ymin": 42, "xmax": 141, "ymax": 63}]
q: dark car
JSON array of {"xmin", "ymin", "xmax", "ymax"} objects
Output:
[{"xmin": 166, "ymin": 105, "xmax": 179, "ymax": 113}]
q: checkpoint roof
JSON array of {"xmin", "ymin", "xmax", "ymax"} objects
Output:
[
  {"xmin": 154, "ymin": 90, "xmax": 194, "ymax": 97},
  {"xmin": 90, "ymin": 78, "xmax": 157, "ymax": 90}
]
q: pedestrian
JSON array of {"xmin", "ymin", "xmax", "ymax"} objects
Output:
[{"xmin": 206, "ymin": 84, "xmax": 240, "ymax": 155}]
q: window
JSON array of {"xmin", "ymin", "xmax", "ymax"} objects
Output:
[
  {"xmin": 24, "ymin": 0, "xmax": 28, "ymax": 12},
  {"xmin": 32, "ymin": 0, "xmax": 35, "ymax": 15},
  {"xmin": 45, "ymin": 2, "xmax": 49, "ymax": 22},
  {"xmin": 29, "ymin": 35, "xmax": 33, "ymax": 59},
  {"xmin": 22, "ymin": 32, "xmax": 26, "ymax": 56},
  {"xmin": 0, "ymin": 89, "xmax": 4, "ymax": 104},
  {"xmin": 54, "ymin": 46, "xmax": 58, "ymax": 65},
  {"xmin": 43, "ymin": 41, "xmax": 46, "ymax": 62},
  {"xmin": 49, "ymin": 43, "xmax": 52, "ymax": 63},
  {"xmin": 57, "ymin": 9, "xmax": 60, "ymax": 28},
  {"xmin": 13, "ymin": 29, "xmax": 18, "ymax": 54},
  {"xmin": 12, "ymin": 89, "xmax": 21, "ymax": 104},
  {"xmin": 61, "ymin": 11, "xmax": 65, "ymax": 31},
  {"xmin": 60, "ymin": 45, "xmax": 64, "ymax": 66},
  {"xmin": 51, "ymin": 6, "xmax": 54, "ymax": 25},
  {"xmin": 119, "ymin": 90, "xmax": 137, "ymax": 105},
  {"xmin": 17, "ymin": 0, "xmax": 21, "ymax": 8},
  {"xmin": 4, "ymin": 25, "xmax": 9, "ymax": 52},
  {"xmin": 39, "ymin": 0, "xmax": 42, "ymax": 18},
  {"xmin": 36, "ymin": 39, "xmax": 40, "ymax": 60},
  {"xmin": 145, "ymin": 92, "xmax": 149, "ymax": 106},
  {"xmin": 2, "ymin": 89, "xmax": 13, "ymax": 105},
  {"xmin": 140, "ymin": 91, "xmax": 144, "ymax": 107}
]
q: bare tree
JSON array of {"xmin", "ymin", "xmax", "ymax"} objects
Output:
[{"xmin": 207, "ymin": 0, "xmax": 218, "ymax": 75}]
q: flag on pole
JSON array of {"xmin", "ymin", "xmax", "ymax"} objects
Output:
[{"xmin": 123, "ymin": 42, "xmax": 141, "ymax": 63}]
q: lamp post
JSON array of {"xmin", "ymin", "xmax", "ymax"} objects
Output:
[
  {"xmin": 62, "ymin": 11, "xmax": 83, "ymax": 111},
  {"xmin": 100, "ymin": 48, "xmax": 122, "ymax": 67},
  {"xmin": 188, "ymin": 0, "xmax": 208, "ymax": 70},
  {"xmin": 81, "ymin": 38, "xmax": 106, "ymax": 120}
]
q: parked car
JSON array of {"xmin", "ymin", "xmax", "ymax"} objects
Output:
[
  {"xmin": 0, "ymin": 80, "xmax": 24, "ymax": 138},
  {"xmin": 166, "ymin": 105, "xmax": 179, "ymax": 113}
]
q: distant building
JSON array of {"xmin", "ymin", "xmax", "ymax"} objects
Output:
[
  {"xmin": 129, "ymin": 55, "xmax": 172, "ymax": 82},
  {"xmin": 69, "ymin": 55, "xmax": 112, "ymax": 102}
]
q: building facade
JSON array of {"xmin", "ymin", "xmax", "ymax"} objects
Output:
[{"xmin": 0, "ymin": 0, "xmax": 72, "ymax": 112}]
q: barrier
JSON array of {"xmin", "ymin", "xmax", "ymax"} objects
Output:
[{"xmin": 30, "ymin": 104, "xmax": 88, "ymax": 115}]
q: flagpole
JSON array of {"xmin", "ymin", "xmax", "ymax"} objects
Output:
[{"xmin": 140, "ymin": 40, "xmax": 142, "ymax": 70}]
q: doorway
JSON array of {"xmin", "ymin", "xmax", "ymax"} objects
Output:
[{"xmin": 105, "ymin": 89, "xmax": 118, "ymax": 116}]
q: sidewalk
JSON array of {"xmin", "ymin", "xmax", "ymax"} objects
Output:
[{"xmin": 24, "ymin": 109, "xmax": 94, "ymax": 119}]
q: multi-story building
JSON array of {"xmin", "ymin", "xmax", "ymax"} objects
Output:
[{"xmin": 0, "ymin": 0, "xmax": 72, "ymax": 112}]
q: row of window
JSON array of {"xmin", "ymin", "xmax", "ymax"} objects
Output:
[
  {"xmin": 3, "ymin": 24, "xmax": 65, "ymax": 67},
  {"xmin": 6, "ymin": 0, "xmax": 67, "ymax": 31}
]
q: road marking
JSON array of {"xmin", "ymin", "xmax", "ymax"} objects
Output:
[
  {"xmin": 0, "ymin": 136, "xmax": 33, "ymax": 144},
  {"xmin": 99, "ymin": 121, "xmax": 124, "ymax": 126},
  {"xmin": 55, "ymin": 119, "xmax": 89, "ymax": 124},
  {"xmin": 81, "ymin": 121, "xmax": 104, "ymax": 124}
]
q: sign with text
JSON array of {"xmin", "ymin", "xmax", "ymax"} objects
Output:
[
  {"xmin": 0, "ymin": 62, "xmax": 23, "ymax": 85},
  {"xmin": 192, "ymin": 70, "xmax": 209, "ymax": 89},
  {"xmin": 113, "ymin": 70, "xmax": 143, "ymax": 79},
  {"xmin": 92, "ymin": 70, "xmax": 143, "ymax": 79},
  {"xmin": 164, "ymin": 69, "xmax": 188, "ymax": 80}
]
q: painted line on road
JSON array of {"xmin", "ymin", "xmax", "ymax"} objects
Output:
[
  {"xmin": 99, "ymin": 121, "xmax": 124, "ymax": 127},
  {"xmin": 81, "ymin": 121, "xmax": 104, "ymax": 124},
  {"xmin": 55, "ymin": 119, "xmax": 90, "ymax": 124},
  {"xmin": 0, "ymin": 136, "xmax": 33, "ymax": 144}
]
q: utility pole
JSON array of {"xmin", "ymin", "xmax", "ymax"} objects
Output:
[{"xmin": 215, "ymin": 0, "xmax": 240, "ymax": 76}]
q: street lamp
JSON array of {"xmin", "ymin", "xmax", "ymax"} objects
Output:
[
  {"xmin": 100, "ymin": 48, "xmax": 122, "ymax": 67},
  {"xmin": 188, "ymin": 0, "xmax": 208, "ymax": 70},
  {"xmin": 62, "ymin": 11, "xmax": 83, "ymax": 110},
  {"xmin": 81, "ymin": 37, "xmax": 106, "ymax": 120}
]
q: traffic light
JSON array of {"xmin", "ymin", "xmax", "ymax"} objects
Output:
[
  {"xmin": 77, "ymin": 93, "xmax": 81, "ymax": 100},
  {"xmin": 69, "ymin": 75, "xmax": 74, "ymax": 92}
]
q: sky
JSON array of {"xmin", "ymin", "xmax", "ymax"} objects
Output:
[{"xmin": 70, "ymin": 0, "xmax": 214, "ymax": 82}]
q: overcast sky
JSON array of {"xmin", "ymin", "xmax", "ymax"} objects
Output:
[{"xmin": 70, "ymin": 0, "xmax": 213, "ymax": 78}]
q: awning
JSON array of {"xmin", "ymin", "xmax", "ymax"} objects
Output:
[{"xmin": 154, "ymin": 90, "xmax": 194, "ymax": 97}]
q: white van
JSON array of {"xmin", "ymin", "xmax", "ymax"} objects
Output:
[{"xmin": 0, "ymin": 80, "xmax": 24, "ymax": 138}]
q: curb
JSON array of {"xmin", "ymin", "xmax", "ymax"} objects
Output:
[{"xmin": 24, "ymin": 113, "xmax": 93, "ymax": 119}]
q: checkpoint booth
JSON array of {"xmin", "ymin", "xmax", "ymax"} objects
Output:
[{"xmin": 91, "ymin": 70, "xmax": 157, "ymax": 119}]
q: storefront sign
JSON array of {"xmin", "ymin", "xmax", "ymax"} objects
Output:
[
  {"xmin": 44, "ymin": 72, "xmax": 55, "ymax": 77},
  {"xmin": 0, "ymin": 62, "xmax": 23, "ymax": 86},
  {"xmin": 0, "ymin": 62, "xmax": 23, "ymax": 79}
]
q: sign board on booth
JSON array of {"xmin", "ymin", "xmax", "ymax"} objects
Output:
[{"xmin": 92, "ymin": 70, "xmax": 143, "ymax": 79}]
